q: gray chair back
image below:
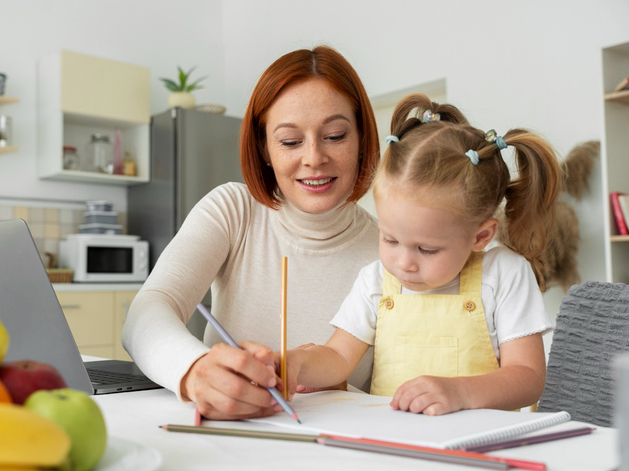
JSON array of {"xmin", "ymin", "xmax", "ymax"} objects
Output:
[{"xmin": 538, "ymin": 281, "xmax": 629, "ymax": 427}]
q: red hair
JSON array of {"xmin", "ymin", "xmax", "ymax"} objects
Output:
[{"xmin": 240, "ymin": 45, "xmax": 379, "ymax": 209}]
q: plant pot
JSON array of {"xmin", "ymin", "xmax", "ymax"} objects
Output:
[{"xmin": 168, "ymin": 92, "xmax": 195, "ymax": 109}]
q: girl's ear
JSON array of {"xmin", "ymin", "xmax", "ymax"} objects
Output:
[{"xmin": 472, "ymin": 218, "xmax": 498, "ymax": 252}]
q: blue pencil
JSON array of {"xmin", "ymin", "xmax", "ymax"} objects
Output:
[{"xmin": 196, "ymin": 303, "xmax": 301, "ymax": 424}]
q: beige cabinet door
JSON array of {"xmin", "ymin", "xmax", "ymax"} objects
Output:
[
  {"xmin": 56, "ymin": 291, "xmax": 115, "ymax": 359},
  {"xmin": 114, "ymin": 291, "xmax": 137, "ymax": 361}
]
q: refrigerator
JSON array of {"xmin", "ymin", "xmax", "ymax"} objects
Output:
[{"xmin": 127, "ymin": 108, "xmax": 243, "ymax": 338}]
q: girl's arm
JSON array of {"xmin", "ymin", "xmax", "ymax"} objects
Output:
[
  {"xmin": 285, "ymin": 329, "xmax": 370, "ymax": 397},
  {"xmin": 390, "ymin": 333, "xmax": 546, "ymax": 415}
]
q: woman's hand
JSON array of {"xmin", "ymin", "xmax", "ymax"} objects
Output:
[
  {"xmin": 390, "ymin": 376, "xmax": 469, "ymax": 416},
  {"xmin": 181, "ymin": 341, "xmax": 283, "ymax": 420}
]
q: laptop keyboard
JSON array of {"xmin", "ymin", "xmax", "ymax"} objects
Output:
[{"xmin": 87, "ymin": 368, "xmax": 148, "ymax": 385}]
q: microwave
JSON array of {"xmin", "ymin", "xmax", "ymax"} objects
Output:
[{"xmin": 59, "ymin": 234, "xmax": 149, "ymax": 283}]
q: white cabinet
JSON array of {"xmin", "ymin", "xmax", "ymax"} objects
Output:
[
  {"xmin": 37, "ymin": 50, "xmax": 150, "ymax": 185},
  {"xmin": 54, "ymin": 288, "xmax": 138, "ymax": 361},
  {"xmin": 601, "ymin": 41, "xmax": 629, "ymax": 283}
]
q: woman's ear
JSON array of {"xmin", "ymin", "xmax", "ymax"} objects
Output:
[{"xmin": 472, "ymin": 218, "xmax": 498, "ymax": 252}]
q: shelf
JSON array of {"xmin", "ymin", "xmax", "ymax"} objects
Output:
[
  {"xmin": 37, "ymin": 50, "xmax": 150, "ymax": 186},
  {"xmin": 611, "ymin": 235, "xmax": 629, "ymax": 242},
  {"xmin": 0, "ymin": 96, "xmax": 18, "ymax": 106},
  {"xmin": 40, "ymin": 169, "xmax": 148, "ymax": 186},
  {"xmin": 605, "ymin": 89, "xmax": 629, "ymax": 106},
  {"xmin": 0, "ymin": 146, "xmax": 18, "ymax": 155}
]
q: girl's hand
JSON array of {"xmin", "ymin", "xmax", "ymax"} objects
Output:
[
  {"xmin": 292, "ymin": 343, "xmax": 348, "ymax": 394},
  {"xmin": 181, "ymin": 341, "xmax": 281, "ymax": 420},
  {"xmin": 390, "ymin": 376, "xmax": 470, "ymax": 416}
]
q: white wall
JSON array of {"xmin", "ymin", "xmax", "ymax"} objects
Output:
[{"xmin": 2, "ymin": 0, "xmax": 628, "ymax": 316}]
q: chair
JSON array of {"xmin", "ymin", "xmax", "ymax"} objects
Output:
[{"xmin": 538, "ymin": 280, "xmax": 629, "ymax": 427}]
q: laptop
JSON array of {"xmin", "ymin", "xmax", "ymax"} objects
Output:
[{"xmin": 0, "ymin": 218, "xmax": 162, "ymax": 394}]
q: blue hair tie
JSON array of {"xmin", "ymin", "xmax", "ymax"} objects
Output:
[
  {"xmin": 385, "ymin": 135, "xmax": 400, "ymax": 145},
  {"xmin": 465, "ymin": 150, "xmax": 479, "ymax": 166},
  {"xmin": 495, "ymin": 136, "xmax": 507, "ymax": 150},
  {"xmin": 485, "ymin": 129, "xmax": 507, "ymax": 150}
]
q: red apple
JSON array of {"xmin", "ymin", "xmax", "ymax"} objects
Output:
[{"xmin": 0, "ymin": 360, "xmax": 67, "ymax": 404}]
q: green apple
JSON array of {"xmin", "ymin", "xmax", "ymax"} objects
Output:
[{"xmin": 24, "ymin": 388, "xmax": 107, "ymax": 471}]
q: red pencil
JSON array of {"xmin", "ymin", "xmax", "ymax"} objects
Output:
[{"xmin": 319, "ymin": 434, "xmax": 546, "ymax": 471}]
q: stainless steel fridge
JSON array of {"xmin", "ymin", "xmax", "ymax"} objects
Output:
[{"xmin": 127, "ymin": 107, "xmax": 243, "ymax": 338}]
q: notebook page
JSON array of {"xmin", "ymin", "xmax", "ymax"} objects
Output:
[{"xmin": 248, "ymin": 390, "xmax": 571, "ymax": 449}]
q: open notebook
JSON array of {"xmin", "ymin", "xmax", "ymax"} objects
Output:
[{"xmin": 247, "ymin": 390, "xmax": 571, "ymax": 450}]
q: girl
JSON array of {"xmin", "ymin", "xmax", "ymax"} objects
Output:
[{"xmin": 283, "ymin": 93, "xmax": 559, "ymax": 416}]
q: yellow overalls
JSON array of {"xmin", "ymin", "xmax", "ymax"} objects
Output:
[{"xmin": 370, "ymin": 252, "xmax": 499, "ymax": 397}]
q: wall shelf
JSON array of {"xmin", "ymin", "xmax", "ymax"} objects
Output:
[
  {"xmin": 605, "ymin": 89, "xmax": 629, "ymax": 106},
  {"xmin": 602, "ymin": 41, "xmax": 629, "ymax": 283},
  {"xmin": 0, "ymin": 96, "xmax": 19, "ymax": 106},
  {"xmin": 0, "ymin": 146, "xmax": 18, "ymax": 155},
  {"xmin": 37, "ymin": 50, "xmax": 150, "ymax": 185}
]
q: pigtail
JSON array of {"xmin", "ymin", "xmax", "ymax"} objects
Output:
[
  {"xmin": 389, "ymin": 94, "xmax": 469, "ymax": 139},
  {"xmin": 499, "ymin": 130, "xmax": 561, "ymax": 291}
]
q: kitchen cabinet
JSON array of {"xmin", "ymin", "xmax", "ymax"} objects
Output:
[
  {"xmin": 37, "ymin": 50, "xmax": 150, "ymax": 185},
  {"xmin": 54, "ymin": 287, "xmax": 139, "ymax": 361},
  {"xmin": 0, "ymin": 95, "xmax": 18, "ymax": 155},
  {"xmin": 601, "ymin": 41, "xmax": 629, "ymax": 283}
]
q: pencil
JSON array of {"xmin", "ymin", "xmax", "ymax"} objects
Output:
[
  {"xmin": 280, "ymin": 256, "xmax": 288, "ymax": 399},
  {"xmin": 319, "ymin": 434, "xmax": 547, "ymax": 471},
  {"xmin": 317, "ymin": 436, "xmax": 509, "ymax": 470},
  {"xmin": 161, "ymin": 424, "xmax": 318, "ymax": 442},
  {"xmin": 196, "ymin": 303, "xmax": 301, "ymax": 424},
  {"xmin": 461, "ymin": 426, "xmax": 595, "ymax": 453}
]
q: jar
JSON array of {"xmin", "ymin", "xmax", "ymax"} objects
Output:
[
  {"xmin": 87, "ymin": 133, "xmax": 114, "ymax": 174},
  {"xmin": 62, "ymin": 146, "xmax": 80, "ymax": 170},
  {"xmin": 122, "ymin": 150, "xmax": 136, "ymax": 176},
  {"xmin": 0, "ymin": 115, "xmax": 12, "ymax": 147}
]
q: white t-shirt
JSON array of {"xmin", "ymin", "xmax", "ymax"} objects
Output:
[{"xmin": 331, "ymin": 246, "xmax": 553, "ymax": 360}]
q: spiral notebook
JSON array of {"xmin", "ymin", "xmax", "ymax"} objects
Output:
[{"xmin": 248, "ymin": 390, "xmax": 571, "ymax": 450}]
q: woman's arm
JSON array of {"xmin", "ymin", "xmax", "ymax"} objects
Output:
[{"xmin": 391, "ymin": 333, "xmax": 546, "ymax": 415}]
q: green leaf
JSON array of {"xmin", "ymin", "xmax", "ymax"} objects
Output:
[
  {"xmin": 159, "ymin": 78, "xmax": 183, "ymax": 92},
  {"xmin": 161, "ymin": 65, "xmax": 207, "ymax": 92},
  {"xmin": 177, "ymin": 67, "xmax": 188, "ymax": 90},
  {"xmin": 186, "ymin": 75, "xmax": 209, "ymax": 92}
]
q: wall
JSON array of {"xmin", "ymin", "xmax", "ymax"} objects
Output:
[{"xmin": 0, "ymin": 0, "xmax": 225, "ymax": 210}]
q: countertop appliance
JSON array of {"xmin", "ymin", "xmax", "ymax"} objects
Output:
[
  {"xmin": 59, "ymin": 234, "xmax": 149, "ymax": 283},
  {"xmin": 127, "ymin": 108, "xmax": 243, "ymax": 337}
]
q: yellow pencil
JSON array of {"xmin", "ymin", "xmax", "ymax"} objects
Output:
[{"xmin": 280, "ymin": 256, "xmax": 288, "ymax": 399}]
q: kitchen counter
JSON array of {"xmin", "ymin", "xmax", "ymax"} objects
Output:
[{"xmin": 52, "ymin": 283, "xmax": 143, "ymax": 292}]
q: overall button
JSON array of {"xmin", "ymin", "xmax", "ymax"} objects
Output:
[
  {"xmin": 384, "ymin": 298, "xmax": 395, "ymax": 310},
  {"xmin": 464, "ymin": 301, "xmax": 476, "ymax": 312}
]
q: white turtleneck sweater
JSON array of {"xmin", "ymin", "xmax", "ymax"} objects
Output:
[{"xmin": 122, "ymin": 182, "xmax": 380, "ymax": 399}]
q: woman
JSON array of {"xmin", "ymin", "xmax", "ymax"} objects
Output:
[{"xmin": 122, "ymin": 45, "xmax": 380, "ymax": 420}]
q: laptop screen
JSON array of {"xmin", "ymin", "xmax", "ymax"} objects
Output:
[{"xmin": 0, "ymin": 219, "xmax": 94, "ymax": 394}]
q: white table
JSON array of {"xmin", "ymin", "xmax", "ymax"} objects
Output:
[{"xmin": 93, "ymin": 388, "xmax": 619, "ymax": 471}]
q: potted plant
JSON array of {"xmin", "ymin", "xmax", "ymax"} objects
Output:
[{"xmin": 160, "ymin": 66, "xmax": 208, "ymax": 109}]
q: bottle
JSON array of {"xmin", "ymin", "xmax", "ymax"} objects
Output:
[
  {"xmin": 87, "ymin": 134, "xmax": 114, "ymax": 174},
  {"xmin": 62, "ymin": 146, "xmax": 80, "ymax": 170},
  {"xmin": 122, "ymin": 151, "xmax": 136, "ymax": 176}
]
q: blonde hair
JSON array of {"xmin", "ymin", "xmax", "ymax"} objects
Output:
[{"xmin": 373, "ymin": 93, "xmax": 561, "ymax": 291}]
